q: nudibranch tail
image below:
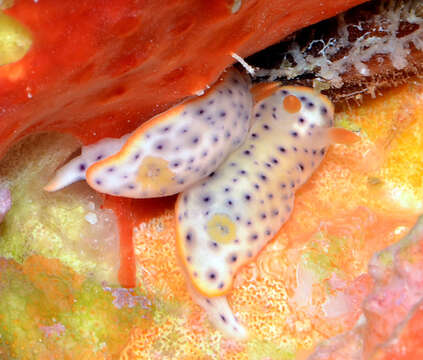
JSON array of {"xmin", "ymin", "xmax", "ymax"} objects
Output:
[
  {"xmin": 44, "ymin": 135, "xmax": 130, "ymax": 192},
  {"xmin": 83, "ymin": 68, "xmax": 254, "ymax": 198},
  {"xmin": 188, "ymin": 283, "xmax": 248, "ymax": 340},
  {"xmin": 176, "ymin": 86, "xmax": 335, "ymax": 297},
  {"xmin": 328, "ymin": 127, "xmax": 361, "ymax": 145}
]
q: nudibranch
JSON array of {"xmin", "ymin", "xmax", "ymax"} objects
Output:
[
  {"xmin": 175, "ymin": 87, "xmax": 359, "ymax": 298},
  {"xmin": 45, "ymin": 68, "xmax": 254, "ymax": 197},
  {"xmin": 188, "ymin": 283, "xmax": 248, "ymax": 340}
]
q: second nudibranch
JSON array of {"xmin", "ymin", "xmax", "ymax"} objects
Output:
[
  {"xmin": 45, "ymin": 68, "xmax": 253, "ymax": 197},
  {"xmin": 175, "ymin": 87, "xmax": 338, "ymax": 299}
]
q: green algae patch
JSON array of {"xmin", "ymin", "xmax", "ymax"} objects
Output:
[
  {"xmin": 0, "ymin": 133, "xmax": 120, "ymax": 284},
  {"xmin": 302, "ymin": 234, "xmax": 351, "ymax": 282},
  {"xmin": 334, "ymin": 113, "xmax": 364, "ymax": 136},
  {"xmin": 0, "ymin": 256, "xmax": 154, "ymax": 359},
  {"xmin": 247, "ymin": 338, "xmax": 296, "ymax": 360}
]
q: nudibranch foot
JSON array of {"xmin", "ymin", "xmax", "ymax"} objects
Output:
[
  {"xmin": 176, "ymin": 86, "xmax": 337, "ymax": 297},
  {"xmin": 46, "ymin": 68, "xmax": 254, "ymax": 198}
]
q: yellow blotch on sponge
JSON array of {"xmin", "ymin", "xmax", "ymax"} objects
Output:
[{"xmin": 0, "ymin": 12, "xmax": 32, "ymax": 66}]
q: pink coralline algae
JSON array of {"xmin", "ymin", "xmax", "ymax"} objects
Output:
[
  {"xmin": 309, "ymin": 215, "xmax": 423, "ymax": 359},
  {"xmin": 39, "ymin": 323, "xmax": 66, "ymax": 338},
  {"xmin": 0, "ymin": 187, "xmax": 11, "ymax": 223},
  {"xmin": 103, "ymin": 286, "xmax": 151, "ymax": 310}
]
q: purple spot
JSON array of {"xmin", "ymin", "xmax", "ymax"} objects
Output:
[
  {"xmin": 208, "ymin": 271, "xmax": 217, "ymax": 281},
  {"xmin": 250, "ymin": 233, "xmax": 258, "ymax": 241},
  {"xmin": 186, "ymin": 232, "xmax": 193, "ymax": 244},
  {"xmin": 259, "ymin": 173, "xmax": 267, "ymax": 181}
]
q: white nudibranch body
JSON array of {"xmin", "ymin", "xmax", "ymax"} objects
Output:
[
  {"xmin": 188, "ymin": 283, "xmax": 248, "ymax": 340},
  {"xmin": 175, "ymin": 87, "xmax": 336, "ymax": 339},
  {"xmin": 44, "ymin": 68, "xmax": 253, "ymax": 197},
  {"xmin": 44, "ymin": 135, "xmax": 131, "ymax": 192},
  {"xmin": 176, "ymin": 87, "xmax": 335, "ymax": 298}
]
